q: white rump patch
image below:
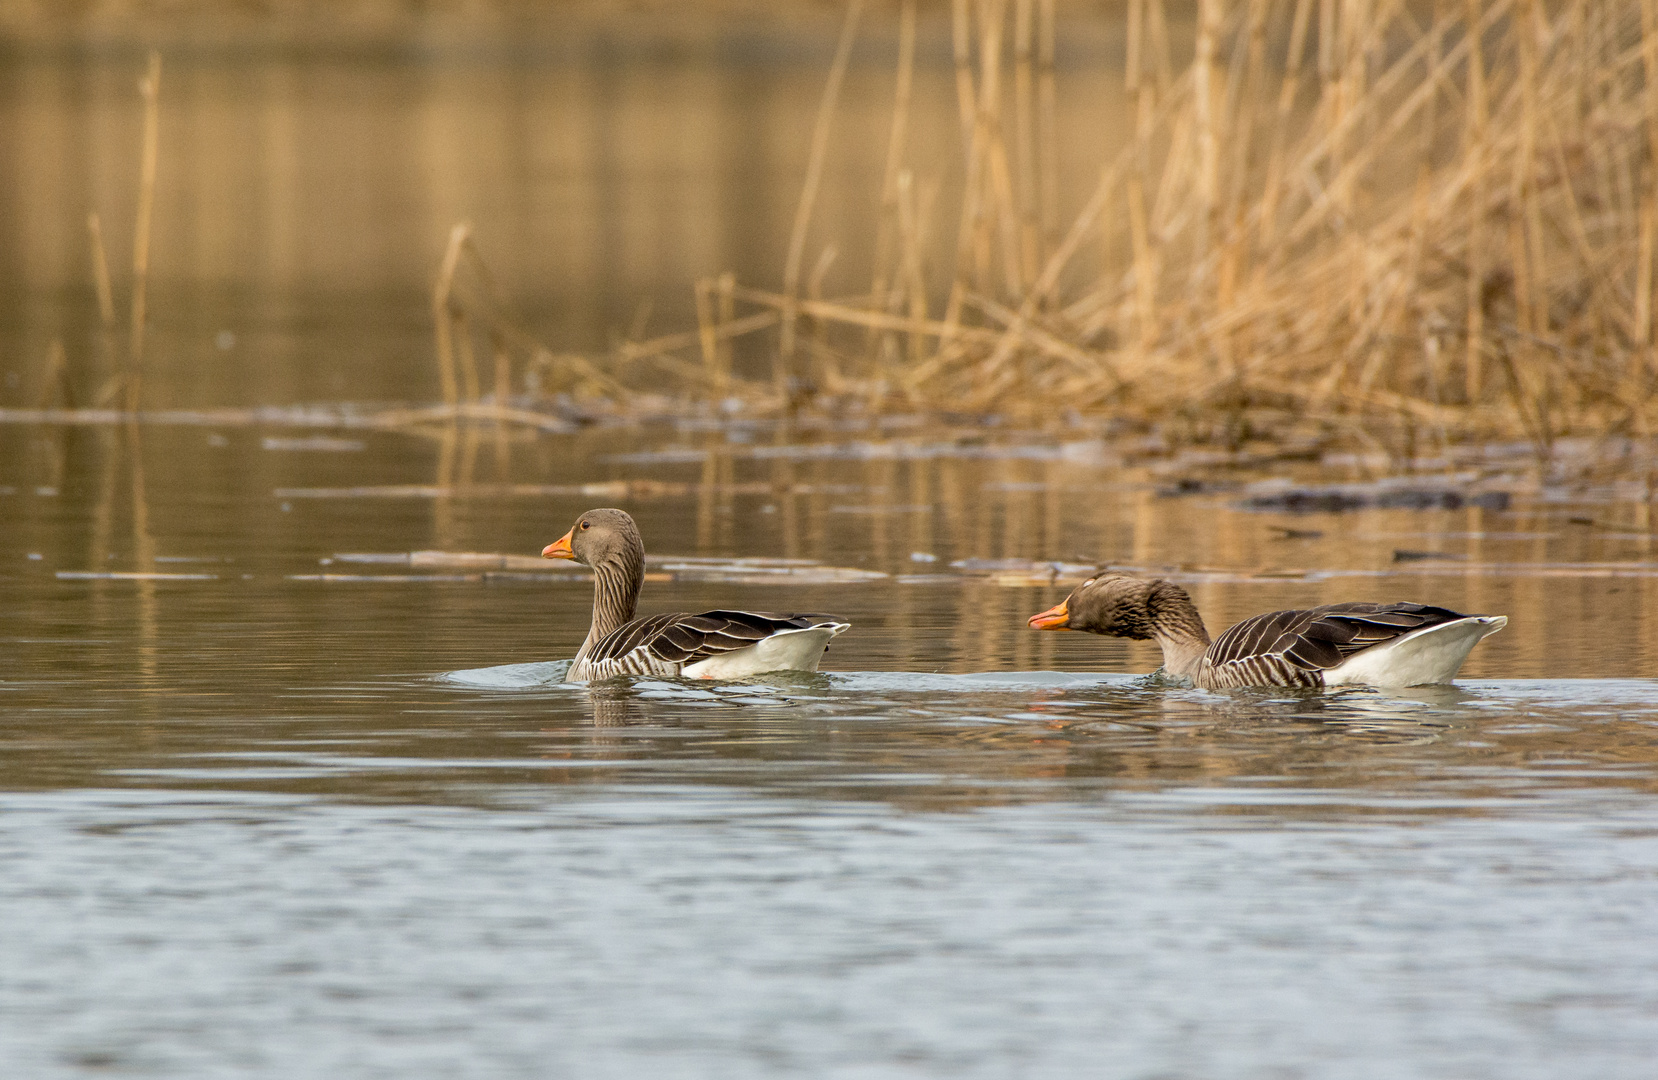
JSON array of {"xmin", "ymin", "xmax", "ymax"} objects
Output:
[
  {"xmin": 1324, "ymin": 615, "xmax": 1507, "ymax": 687},
  {"xmin": 681, "ymin": 622, "xmax": 850, "ymax": 679}
]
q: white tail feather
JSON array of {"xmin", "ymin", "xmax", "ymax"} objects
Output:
[
  {"xmin": 681, "ymin": 622, "xmax": 850, "ymax": 679},
  {"xmin": 1324, "ymin": 615, "xmax": 1507, "ymax": 687}
]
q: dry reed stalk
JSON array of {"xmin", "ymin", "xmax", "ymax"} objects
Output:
[
  {"xmin": 1126, "ymin": 0, "xmax": 1158, "ymax": 351},
  {"xmin": 869, "ymin": 0, "xmax": 917, "ymax": 354},
  {"xmin": 1513, "ymin": 0, "xmax": 1544, "ymax": 335},
  {"xmin": 950, "ymin": 0, "xmax": 977, "ymax": 160},
  {"xmin": 1191, "ymin": 0, "xmax": 1222, "ymax": 274},
  {"xmin": 1218, "ymin": 0, "xmax": 1269, "ymax": 303},
  {"xmin": 431, "ymin": 223, "xmax": 467, "ymax": 407},
  {"xmin": 489, "ymin": 326, "xmax": 512, "ymax": 466},
  {"xmin": 1013, "ymin": 0, "xmax": 1038, "ymax": 285},
  {"xmin": 125, "ymin": 51, "xmax": 161, "ymax": 414},
  {"xmin": 715, "ymin": 272, "xmax": 737, "ymax": 391},
  {"xmin": 1037, "ymin": 0, "xmax": 1058, "ymax": 258},
  {"xmin": 490, "ymin": 328, "xmax": 510, "ymax": 411},
  {"xmin": 87, "ymin": 212, "xmax": 116, "ymax": 328},
  {"xmin": 1464, "ymin": 0, "xmax": 1488, "ymax": 402},
  {"xmin": 1639, "ymin": 0, "xmax": 1658, "ymax": 381},
  {"xmin": 944, "ymin": 0, "xmax": 983, "ymax": 333},
  {"xmin": 86, "ymin": 212, "xmax": 124, "ymax": 406},
  {"xmin": 454, "ymin": 308, "xmax": 481, "ymax": 403},
  {"xmin": 37, "ymin": 339, "xmax": 71, "ymax": 409},
  {"xmin": 1146, "ymin": 0, "xmax": 1173, "ymax": 95},
  {"xmin": 780, "ymin": 0, "xmax": 863, "ymax": 392},
  {"xmin": 695, "ymin": 277, "xmax": 719, "ymax": 383},
  {"xmin": 807, "ymin": 244, "xmax": 840, "ymax": 386},
  {"xmin": 976, "ymin": 0, "xmax": 1025, "ymax": 298},
  {"xmin": 615, "ymin": 312, "xmax": 778, "ymax": 371},
  {"xmin": 1257, "ymin": 0, "xmax": 1316, "ymax": 256},
  {"xmin": 896, "ymin": 169, "xmax": 930, "ymax": 365}
]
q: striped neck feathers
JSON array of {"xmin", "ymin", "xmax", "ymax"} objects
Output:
[
  {"xmin": 584, "ymin": 552, "xmax": 643, "ymax": 649},
  {"xmin": 1143, "ymin": 580, "xmax": 1212, "ymax": 681}
]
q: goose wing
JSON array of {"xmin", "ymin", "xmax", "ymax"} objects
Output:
[
  {"xmin": 1206, "ymin": 602, "xmax": 1469, "ymax": 686},
  {"xmin": 589, "ymin": 610, "xmax": 846, "ymax": 672}
]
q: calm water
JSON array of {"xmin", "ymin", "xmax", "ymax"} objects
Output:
[
  {"xmin": 6, "ymin": 36, "xmax": 1658, "ymax": 1080},
  {"xmin": 6, "ymin": 420, "xmax": 1658, "ymax": 1078}
]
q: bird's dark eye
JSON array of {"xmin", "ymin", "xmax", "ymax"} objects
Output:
[{"xmin": 580, "ymin": 520, "xmax": 590, "ymax": 530}]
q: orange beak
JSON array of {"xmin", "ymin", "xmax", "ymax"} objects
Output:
[
  {"xmin": 1027, "ymin": 598, "xmax": 1071, "ymax": 630},
  {"xmin": 542, "ymin": 529, "xmax": 575, "ymax": 560}
]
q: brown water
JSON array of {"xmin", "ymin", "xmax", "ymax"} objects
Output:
[{"xmin": 6, "ymin": 39, "xmax": 1658, "ymax": 1080}]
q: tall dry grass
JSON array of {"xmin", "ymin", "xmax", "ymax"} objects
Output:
[{"xmin": 442, "ymin": 0, "xmax": 1658, "ymax": 452}]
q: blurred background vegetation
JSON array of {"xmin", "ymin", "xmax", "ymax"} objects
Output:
[{"xmin": 3, "ymin": 1, "xmax": 1655, "ymax": 467}]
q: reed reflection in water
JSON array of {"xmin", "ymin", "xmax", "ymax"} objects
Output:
[{"xmin": 0, "ymin": 30, "xmax": 1127, "ymax": 409}]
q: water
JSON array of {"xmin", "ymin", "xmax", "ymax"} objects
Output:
[
  {"xmin": 6, "ymin": 37, "xmax": 1658, "ymax": 1080},
  {"xmin": 6, "ymin": 419, "xmax": 1658, "ymax": 1078}
]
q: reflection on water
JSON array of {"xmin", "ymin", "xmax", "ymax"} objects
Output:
[
  {"xmin": 0, "ymin": 34, "xmax": 1126, "ymax": 406},
  {"xmin": 6, "ymin": 422, "xmax": 1658, "ymax": 1075}
]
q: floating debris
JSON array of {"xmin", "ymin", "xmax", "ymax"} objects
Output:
[
  {"xmin": 949, "ymin": 557, "xmax": 1098, "ymax": 578},
  {"xmin": 317, "ymin": 551, "xmax": 888, "ymax": 585},
  {"xmin": 0, "ymin": 403, "xmax": 576, "ymax": 433},
  {"xmin": 56, "ymin": 571, "xmax": 218, "ymax": 581},
  {"xmin": 653, "ymin": 558, "xmax": 888, "ymax": 584},
  {"xmin": 606, "ymin": 438, "xmax": 1111, "ymax": 465},
  {"xmin": 1392, "ymin": 550, "xmax": 1468, "ymax": 562},
  {"xmin": 1268, "ymin": 526, "xmax": 1325, "ymax": 540},
  {"xmin": 1357, "ymin": 531, "xmax": 1556, "ymax": 540},
  {"xmin": 1239, "ymin": 483, "xmax": 1511, "ymax": 514},
  {"xmin": 274, "ymin": 480, "xmax": 771, "ymax": 500},
  {"xmin": 1156, "ymin": 477, "xmax": 1242, "ymax": 497},
  {"xmin": 287, "ymin": 573, "xmax": 483, "ymax": 583},
  {"xmin": 414, "ymin": 551, "xmax": 578, "ymax": 572},
  {"xmin": 261, "ymin": 436, "xmax": 365, "ymax": 452}
]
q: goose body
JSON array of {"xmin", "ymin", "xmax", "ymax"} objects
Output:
[
  {"xmin": 544, "ymin": 508, "xmax": 849, "ymax": 683},
  {"xmin": 1029, "ymin": 575, "xmax": 1505, "ymax": 689}
]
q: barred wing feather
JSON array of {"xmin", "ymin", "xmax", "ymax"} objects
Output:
[
  {"xmin": 578, "ymin": 610, "xmax": 847, "ymax": 680},
  {"xmin": 1204, "ymin": 602, "xmax": 1468, "ymax": 689}
]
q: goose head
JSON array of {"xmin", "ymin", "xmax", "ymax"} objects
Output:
[
  {"xmin": 542, "ymin": 507, "xmax": 644, "ymax": 570},
  {"xmin": 1028, "ymin": 574, "xmax": 1195, "ymax": 640}
]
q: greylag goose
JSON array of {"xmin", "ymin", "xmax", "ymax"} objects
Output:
[
  {"xmin": 543, "ymin": 508, "xmax": 850, "ymax": 682},
  {"xmin": 1027, "ymin": 574, "xmax": 1506, "ymax": 689}
]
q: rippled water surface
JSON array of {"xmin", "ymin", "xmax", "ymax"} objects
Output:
[
  {"xmin": 6, "ymin": 419, "xmax": 1658, "ymax": 1079},
  {"xmin": 7, "ymin": 40, "xmax": 1658, "ymax": 1080}
]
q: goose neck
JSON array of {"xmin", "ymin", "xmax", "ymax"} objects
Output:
[
  {"xmin": 588, "ymin": 557, "xmax": 642, "ymax": 642},
  {"xmin": 1146, "ymin": 585, "xmax": 1211, "ymax": 681}
]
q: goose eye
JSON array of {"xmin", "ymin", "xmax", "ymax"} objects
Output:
[
  {"xmin": 580, "ymin": 521, "xmax": 590, "ymax": 530},
  {"xmin": 1083, "ymin": 578, "xmax": 1095, "ymax": 588}
]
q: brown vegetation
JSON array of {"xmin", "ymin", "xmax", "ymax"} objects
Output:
[{"xmin": 434, "ymin": 0, "xmax": 1658, "ymax": 459}]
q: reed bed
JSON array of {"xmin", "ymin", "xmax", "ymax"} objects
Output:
[{"xmin": 434, "ymin": 0, "xmax": 1658, "ymax": 456}]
